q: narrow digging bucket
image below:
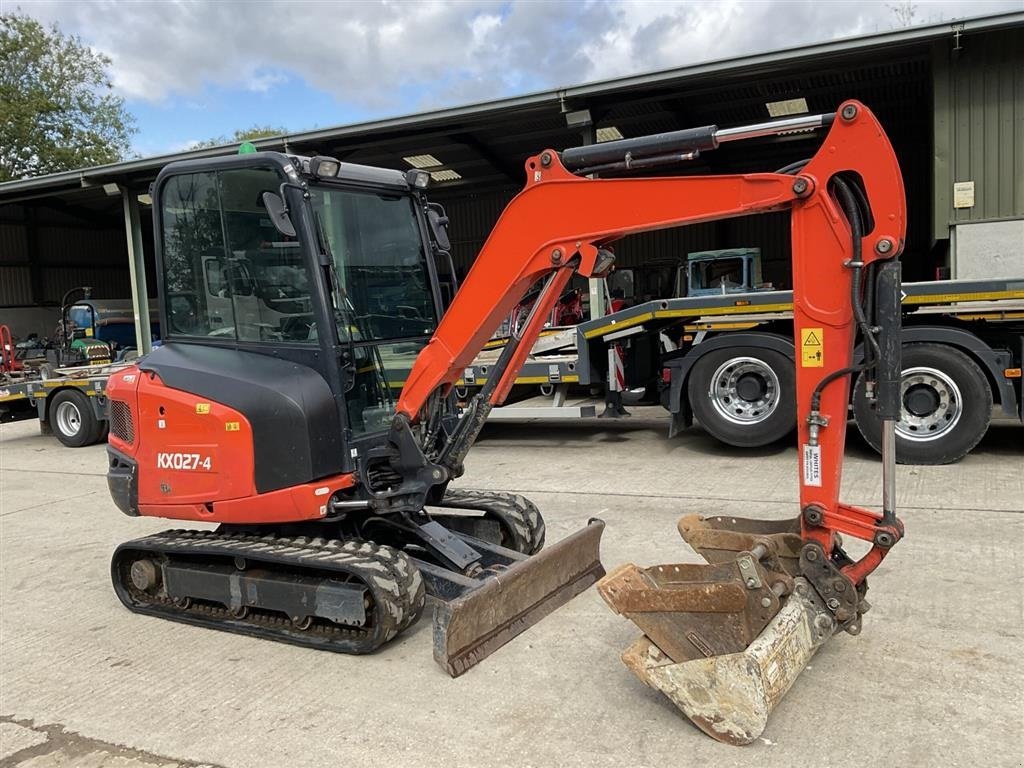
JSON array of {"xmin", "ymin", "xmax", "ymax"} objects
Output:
[
  {"xmin": 432, "ymin": 519, "xmax": 605, "ymax": 677},
  {"xmin": 619, "ymin": 581, "xmax": 835, "ymax": 745},
  {"xmin": 598, "ymin": 514, "xmax": 834, "ymax": 745}
]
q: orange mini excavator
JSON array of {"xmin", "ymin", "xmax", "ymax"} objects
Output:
[{"xmin": 106, "ymin": 100, "xmax": 904, "ymax": 740}]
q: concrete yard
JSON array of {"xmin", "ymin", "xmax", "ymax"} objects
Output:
[{"xmin": 1, "ymin": 412, "xmax": 1021, "ymax": 767}]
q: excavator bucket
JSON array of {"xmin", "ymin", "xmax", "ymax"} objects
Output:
[
  {"xmin": 415, "ymin": 519, "xmax": 606, "ymax": 676},
  {"xmin": 598, "ymin": 514, "xmax": 837, "ymax": 745}
]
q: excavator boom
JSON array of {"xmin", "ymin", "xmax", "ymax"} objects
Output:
[{"xmin": 395, "ymin": 101, "xmax": 904, "ymax": 569}]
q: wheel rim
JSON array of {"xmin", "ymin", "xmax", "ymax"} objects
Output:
[
  {"xmin": 54, "ymin": 400, "xmax": 82, "ymax": 436},
  {"xmin": 707, "ymin": 356, "xmax": 781, "ymax": 425},
  {"xmin": 896, "ymin": 366, "xmax": 963, "ymax": 442}
]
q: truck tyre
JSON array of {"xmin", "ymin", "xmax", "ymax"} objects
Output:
[
  {"xmin": 49, "ymin": 389, "xmax": 102, "ymax": 448},
  {"xmin": 687, "ymin": 347, "xmax": 796, "ymax": 447},
  {"xmin": 853, "ymin": 343, "xmax": 992, "ymax": 465}
]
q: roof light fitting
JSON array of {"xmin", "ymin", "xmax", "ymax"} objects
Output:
[
  {"xmin": 429, "ymin": 169, "xmax": 462, "ymax": 182},
  {"xmin": 308, "ymin": 156, "xmax": 341, "ymax": 178},
  {"xmin": 564, "ymin": 109, "xmax": 593, "ymax": 128},
  {"xmin": 596, "ymin": 126, "xmax": 624, "ymax": 142},
  {"xmin": 403, "ymin": 154, "xmax": 442, "ymax": 169},
  {"xmin": 765, "ymin": 97, "xmax": 809, "ymax": 117},
  {"xmin": 405, "ymin": 169, "xmax": 431, "ymax": 189}
]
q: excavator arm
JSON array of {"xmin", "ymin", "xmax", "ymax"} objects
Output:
[
  {"xmin": 392, "ymin": 100, "xmax": 904, "ymax": 578},
  {"xmin": 383, "ymin": 100, "xmax": 906, "ymax": 739}
]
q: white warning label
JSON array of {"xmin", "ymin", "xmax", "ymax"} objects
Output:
[{"xmin": 802, "ymin": 444, "xmax": 822, "ymax": 487}]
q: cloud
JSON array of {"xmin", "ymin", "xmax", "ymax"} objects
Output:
[{"xmin": 19, "ymin": 0, "xmax": 1022, "ymax": 113}]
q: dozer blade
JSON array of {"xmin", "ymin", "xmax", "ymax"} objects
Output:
[
  {"xmin": 425, "ymin": 519, "xmax": 605, "ymax": 677},
  {"xmin": 619, "ymin": 580, "xmax": 836, "ymax": 745}
]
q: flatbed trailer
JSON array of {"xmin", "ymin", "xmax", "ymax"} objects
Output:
[
  {"xmin": 463, "ymin": 277, "xmax": 1024, "ymax": 464},
  {"xmin": 0, "ymin": 363, "xmax": 127, "ymax": 447}
]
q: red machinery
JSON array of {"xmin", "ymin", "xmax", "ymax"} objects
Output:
[
  {"xmin": 106, "ymin": 100, "xmax": 904, "ymax": 740},
  {"xmin": 0, "ymin": 325, "xmax": 23, "ymax": 375}
]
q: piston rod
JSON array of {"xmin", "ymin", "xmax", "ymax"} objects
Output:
[
  {"xmin": 715, "ymin": 112, "xmax": 835, "ymax": 143},
  {"xmin": 561, "ymin": 112, "xmax": 835, "ymax": 173}
]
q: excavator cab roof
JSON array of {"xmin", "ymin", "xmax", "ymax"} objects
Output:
[{"xmin": 154, "ymin": 150, "xmax": 415, "ymax": 193}]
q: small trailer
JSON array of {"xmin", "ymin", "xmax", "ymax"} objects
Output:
[{"xmin": 0, "ymin": 363, "xmax": 124, "ymax": 447}]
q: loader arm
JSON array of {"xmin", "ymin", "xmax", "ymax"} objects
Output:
[{"xmin": 392, "ymin": 100, "xmax": 905, "ymax": 587}]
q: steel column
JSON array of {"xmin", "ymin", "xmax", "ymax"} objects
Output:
[{"xmin": 121, "ymin": 188, "xmax": 152, "ymax": 354}]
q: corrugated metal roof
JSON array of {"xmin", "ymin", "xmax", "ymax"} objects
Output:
[{"xmin": 1, "ymin": 10, "xmax": 1020, "ymax": 200}]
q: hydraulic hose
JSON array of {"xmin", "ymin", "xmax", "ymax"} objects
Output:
[{"xmin": 809, "ymin": 176, "xmax": 880, "ymax": 413}]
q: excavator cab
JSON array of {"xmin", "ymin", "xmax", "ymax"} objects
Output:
[{"xmin": 156, "ymin": 158, "xmax": 434, "ymax": 434}]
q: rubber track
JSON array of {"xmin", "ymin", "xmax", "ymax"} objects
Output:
[
  {"xmin": 436, "ymin": 488, "xmax": 546, "ymax": 555},
  {"xmin": 112, "ymin": 529, "xmax": 425, "ymax": 654}
]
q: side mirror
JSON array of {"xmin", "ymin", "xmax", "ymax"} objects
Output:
[
  {"xmin": 262, "ymin": 191, "xmax": 295, "ymax": 237},
  {"xmin": 426, "ymin": 203, "xmax": 450, "ymax": 251}
]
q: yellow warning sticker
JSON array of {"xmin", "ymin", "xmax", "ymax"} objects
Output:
[
  {"xmin": 801, "ymin": 328, "xmax": 823, "ymax": 367},
  {"xmin": 225, "ymin": 421, "xmax": 240, "ymax": 432},
  {"xmin": 195, "ymin": 403, "xmax": 211, "ymax": 415}
]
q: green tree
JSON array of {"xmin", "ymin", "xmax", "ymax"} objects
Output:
[
  {"xmin": 0, "ymin": 12, "xmax": 136, "ymax": 181},
  {"xmin": 192, "ymin": 125, "xmax": 288, "ymax": 150}
]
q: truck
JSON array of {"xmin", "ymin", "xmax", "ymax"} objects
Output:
[{"xmin": 460, "ymin": 274, "xmax": 1024, "ymax": 464}]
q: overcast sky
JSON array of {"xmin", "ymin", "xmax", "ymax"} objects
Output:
[{"xmin": 10, "ymin": 0, "xmax": 1023, "ymax": 156}]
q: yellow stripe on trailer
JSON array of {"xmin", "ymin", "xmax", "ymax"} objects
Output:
[
  {"xmin": 659, "ymin": 303, "xmax": 795, "ymax": 319},
  {"xmin": 584, "ymin": 302, "xmax": 798, "ymax": 338},
  {"xmin": 902, "ymin": 289, "xmax": 1024, "ymax": 305},
  {"xmin": 583, "ymin": 314, "xmax": 656, "ymax": 339},
  {"xmin": 950, "ymin": 311, "xmax": 1024, "ymax": 321},
  {"xmin": 0, "ymin": 392, "xmax": 29, "ymax": 402},
  {"xmin": 683, "ymin": 321, "xmax": 762, "ymax": 332},
  {"xmin": 455, "ymin": 374, "xmax": 581, "ymax": 386}
]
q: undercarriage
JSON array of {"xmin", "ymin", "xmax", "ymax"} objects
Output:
[{"xmin": 112, "ymin": 490, "xmax": 605, "ymax": 675}]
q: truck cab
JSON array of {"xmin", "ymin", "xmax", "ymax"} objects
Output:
[{"xmin": 679, "ymin": 248, "xmax": 771, "ymax": 296}]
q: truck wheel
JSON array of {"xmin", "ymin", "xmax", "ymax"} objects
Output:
[
  {"xmin": 853, "ymin": 344, "xmax": 991, "ymax": 465},
  {"xmin": 49, "ymin": 389, "xmax": 102, "ymax": 447},
  {"xmin": 687, "ymin": 347, "xmax": 796, "ymax": 447}
]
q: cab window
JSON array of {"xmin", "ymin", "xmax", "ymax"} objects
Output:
[{"xmin": 159, "ymin": 167, "xmax": 316, "ymax": 343}]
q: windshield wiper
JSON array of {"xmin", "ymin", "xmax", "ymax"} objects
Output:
[{"xmin": 313, "ymin": 209, "xmax": 393, "ymax": 406}]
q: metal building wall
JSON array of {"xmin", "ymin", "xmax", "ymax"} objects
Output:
[
  {"xmin": 933, "ymin": 25, "xmax": 1024, "ymax": 238},
  {"xmin": 435, "ymin": 188, "xmax": 517, "ymax": 274},
  {"xmin": 437, "ymin": 187, "xmax": 792, "ymax": 295},
  {"xmin": 0, "ymin": 205, "xmax": 33, "ymax": 305},
  {"xmin": 0, "ymin": 201, "xmax": 129, "ymax": 308}
]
